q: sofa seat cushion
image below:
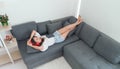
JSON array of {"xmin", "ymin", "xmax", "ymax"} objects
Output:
[
  {"xmin": 79, "ymin": 23, "xmax": 100, "ymax": 47},
  {"xmin": 18, "ymin": 40, "xmax": 63, "ymax": 69},
  {"xmin": 64, "ymin": 40, "xmax": 120, "ymax": 69},
  {"xmin": 94, "ymin": 34, "xmax": 120, "ymax": 64},
  {"xmin": 17, "ymin": 35, "xmax": 79, "ymax": 68},
  {"xmin": 26, "ymin": 34, "xmax": 78, "ymax": 53}
]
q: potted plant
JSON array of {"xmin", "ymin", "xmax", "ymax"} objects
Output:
[{"xmin": 0, "ymin": 14, "xmax": 9, "ymax": 26}]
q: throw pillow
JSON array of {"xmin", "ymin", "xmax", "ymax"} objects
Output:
[
  {"xmin": 68, "ymin": 16, "xmax": 77, "ymax": 24},
  {"xmin": 47, "ymin": 21, "xmax": 62, "ymax": 34},
  {"xmin": 37, "ymin": 20, "xmax": 51, "ymax": 35}
]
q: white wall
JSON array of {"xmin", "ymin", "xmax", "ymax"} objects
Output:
[
  {"xmin": 80, "ymin": 0, "xmax": 120, "ymax": 42},
  {"xmin": 0, "ymin": 0, "xmax": 78, "ymax": 25}
]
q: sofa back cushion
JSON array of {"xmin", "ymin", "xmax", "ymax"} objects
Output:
[
  {"xmin": 75, "ymin": 22, "xmax": 85, "ymax": 36},
  {"xmin": 68, "ymin": 16, "xmax": 77, "ymax": 23},
  {"xmin": 79, "ymin": 23, "xmax": 100, "ymax": 47},
  {"xmin": 51, "ymin": 16, "xmax": 77, "ymax": 24},
  {"xmin": 93, "ymin": 33, "xmax": 120, "ymax": 64},
  {"xmin": 12, "ymin": 21, "xmax": 37, "ymax": 40},
  {"xmin": 47, "ymin": 21, "xmax": 63, "ymax": 34},
  {"xmin": 37, "ymin": 20, "xmax": 51, "ymax": 35}
]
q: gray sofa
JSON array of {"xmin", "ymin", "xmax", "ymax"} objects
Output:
[{"xmin": 11, "ymin": 16, "xmax": 120, "ymax": 69}]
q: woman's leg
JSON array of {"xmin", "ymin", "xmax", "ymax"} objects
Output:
[
  {"xmin": 61, "ymin": 29, "xmax": 72, "ymax": 39},
  {"xmin": 57, "ymin": 23, "xmax": 76, "ymax": 34},
  {"xmin": 58, "ymin": 16, "xmax": 82, "ymax": 34}
]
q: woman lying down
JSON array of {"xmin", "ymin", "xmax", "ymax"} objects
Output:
[{"xmin": 27, "ymin": 16, "xmax": 83, "ymax": 52}]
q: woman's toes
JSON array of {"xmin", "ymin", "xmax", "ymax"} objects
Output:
[
  {"xmin": 77, "ymin": 18, "xmax": 83, "ymax": 24},
  {"xmin": 77, "ymin": 16, "xmax": 81, "ymax": 21}
]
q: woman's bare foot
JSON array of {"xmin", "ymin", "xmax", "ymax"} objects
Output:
[{"xmin": 76, "ymin": 16, "xmax": 83, "ymax": 25}]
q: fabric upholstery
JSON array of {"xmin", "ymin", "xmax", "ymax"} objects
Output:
[
  {"xmin": 64, "ymin": 40, "xmax": 120, "ymax": 69},
  {"xmin": 79, "ymin": 23, "xmax": 100, "ymax": 47},
  {"xmin": 27, "ymin": 45, "xmax": 40, "ymax": 53},
  {"xmin": 47, "ymin": 21, "xmax": 62, "ymax": 34},
  {"xmin": 13, "ymin": 16, "xmax": 120, "ymax": 69},
  {"xmin": 68, "ymin": 16, "xmax": 77, "ymax": 23},
  {"xmin": 63, "ymin": 21, "xmax": 70, "ymax": 26},
  {"xmin": 37, "ymin": 20, "xmax": 51, "ymax": 35},
  {"xmin": 94, "ymin": 34, "xmax": 120, "ymax": 64},
  {"xmin": 63, "ymin": 21, "xmax": 76, "ymax": 37},
  {"xmin": 18, "ymin": 35, "xmax": 79, "ymax": 69},
  {"xmin": 12, "ymin": 21, "xmax": 37, "ymax": 40},
  {"xmin": 75, "ymin": 22, "xmax": 85, "ymax": 36},
  {"xmin": 27, "ymin": 35, "xmax": 79, "ymax": 53},
  {"xmin": 18, "ymin": 40, "xmax": 62, "ymax": 69},
  {"xmin": 51, "ymin": 16, "xmax": 73, "ymax": 24}
]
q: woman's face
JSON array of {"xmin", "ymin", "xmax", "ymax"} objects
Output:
[{"xmin": 33, "ymin": 36, "xmax": 42, "ymax": 43}]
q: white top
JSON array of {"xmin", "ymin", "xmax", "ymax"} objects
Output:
[
  {"xmin": 41, "ymin": 36, "xmax": 55, "ymax": 51},
  {"xmin": 34, "ymin": 32, "xmax": 55, "ymax": 51}
]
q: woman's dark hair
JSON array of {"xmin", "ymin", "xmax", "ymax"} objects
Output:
[{"xmin": 31, "ymin": 36, "xmax": 44, "ymax": 46}]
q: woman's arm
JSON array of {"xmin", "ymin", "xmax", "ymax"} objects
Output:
[
  {"xmin": 27, "ymin": 30, "xmax": 36, "ymax": 44},
  {"xmin": 29, "ymin": 45, "xmax": 44, "ymax": 51},
  {"xmin": 27, "ymin": 30, "xmax": 36, "ymax": 45},
  {"xmin": 29, "ymin": 30, "xmax": 37, "ymax": 40}
]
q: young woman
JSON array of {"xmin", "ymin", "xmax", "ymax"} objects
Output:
[{"xmin": 27, "ymin": 16, "xmax": 83, "ymax": 52}]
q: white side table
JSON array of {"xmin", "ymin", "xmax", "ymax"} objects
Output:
[
  {"xmin": 0, "ymin": 26, "xmax": 14, "ymax": 64},
  {"xmin": 0, "ymin": 35, "xmax": 14, "ymax": 64}
]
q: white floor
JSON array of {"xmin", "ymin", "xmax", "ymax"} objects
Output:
[{"xmin": 0, "ymin": 57, "xmax": 72, "ymax": 69}]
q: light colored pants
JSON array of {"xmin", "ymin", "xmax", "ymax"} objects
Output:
[{"xmin": 53, "ymin": 31, "xmax": 65, "ymax": 43}]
